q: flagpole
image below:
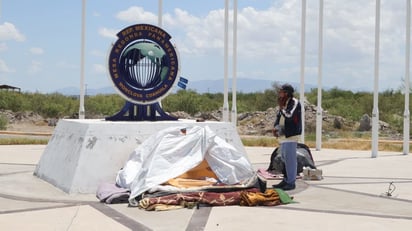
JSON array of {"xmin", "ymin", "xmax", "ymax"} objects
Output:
[
  {"xmin": 300, "ymin": 0, "xmax": 307, "ymax": 143},
  {"xmin": 371, "ymin": 0, "xmax": 381, "ymax": 158},
  {"xmin": 316, "ymin": 0, "xmax": 324, "ymax": 150},
  {"xmin": 231, "ymin": 0, "xmax": 238, "ymax": 125},
  {"xmin": 404, "ymin": 0, "xmax": 411, "ymax": 155},
  {"xmin": 79, "ymin": 0, "xmax": 86, "ymax": 119},
  {"xmin": 223, "ymin": 0, "xmax": 229, "ymax": 122},
  {"xmin": 158, "ymin": 0, "xmax": 163, "ymax": 28}
]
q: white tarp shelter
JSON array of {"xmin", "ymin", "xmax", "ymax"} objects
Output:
[{"xmin": 116, "ymin": 125, "xmax": 257, "ymax": 205}]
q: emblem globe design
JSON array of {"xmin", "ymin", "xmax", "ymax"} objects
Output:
[
  {"xmin": 120, "ymin": 41, "xmax": 169, "ymax": 90},
  {"xmin": 106, "ymin": 24, "xmax": 180, "ymax": 120},
  {"xmin": 108, "ymin": 24, "xmax": 179, "ymax": 105}
]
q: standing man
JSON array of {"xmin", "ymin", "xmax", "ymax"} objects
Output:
[{"xmin": 272, "ymin": 84, "xmax": 302, "ymax": 190}]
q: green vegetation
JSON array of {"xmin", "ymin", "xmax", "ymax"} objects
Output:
[
  {"xmin": 162, "ymin": 87, "xmax": 277, "ymax": 114},
  {"xmin": 0, "ymin": 114, "xmax": 7, "ymax": 130},
  {"xmin": 0, "ymin": 83, "xmax": 281, "ymax": 119},
  {"xmin": 1, "ymin": 84, "xmax": 411, "ymax": 150},
  {"xmin": 0, "ymin": 84, "xmax": 410, "ymax": 135},
  {"xmin": 0, "ymin": 137, "xmax": 49, "ymax": 145},
  {"xmin": 0, "ymin": 91, "xmax": 125, "ymax": 119},
  {"xmin": 0, "ymin": 91, "xmax": 79, "ymax": 118},
  {"xmin": 306, "ymin": 87, "xmax": 409, "ymax": 133}
]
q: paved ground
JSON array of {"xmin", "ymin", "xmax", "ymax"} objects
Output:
[{"xmin": 0, "ymin": 145, "xmax": 411, "ymax": 230}]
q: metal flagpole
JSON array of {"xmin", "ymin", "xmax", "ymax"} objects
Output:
[
  {"xmin": 316, "ymin": 0, "xmax": 324, "ymax": 150},
  {"xmin": 404, "ymin": 0, "xmax": 411, "ymax": 155},
  {"xmin": 223, "ymin": 0, "xmax": 229, "ymax": 122},
  {"xmin": 156, "ymin": 0, "xmax": 164, "ymax": 112},
  {"xmin": 231, "ymin": 0, "xmax": 238, "ymax": 125},
  {"xmin": 371, "ymin": 0, "xmax": 381, "ymax": 158},
  {"xmin": 158, "ymin": 0, "xmax": 163, "ymax": 28},
  {"xmin": 300, "ymin": 0, "xmax": 307, "ymax": 143},
  {"xmin": 79, "ymin": 0, "xmax": 86, "ymax": 119}
]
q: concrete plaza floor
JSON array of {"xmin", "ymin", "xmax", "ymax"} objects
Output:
[{"xmin": 0, "ymin": 144, "xmax": 411, "ymax": 230}]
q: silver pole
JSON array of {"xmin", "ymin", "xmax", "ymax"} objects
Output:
[
  {"xmin": 300, "ymin": 0, "xmax": 307, "ymax": 143},
  {"xmin": 157, "ymin": 0, "xmax": 163, "ymax": 110},
  {"xmin": 79, "ymin": 0, "xmax": 86, "ymax": 119},
  {"xmin": 158, "ymin": 0, "xmax": 162, "ymax": 28},
  {"xmin": 404, "ymin": 0, "xmax": 411, "ymax": 155},
  {"xmin": 372, "ymin": 0, "xmax": 381, "ymax": 158},
  {"xmin": 223, "ymin": 0, "xmax": 229, "ymax": 122},
  {"xmin": 316, "ymin": 0, "xmax": 324, "ymax": 151},
  {"xmin": 231, "ymin": 0, "xmax": 238, "ymax": 125}
]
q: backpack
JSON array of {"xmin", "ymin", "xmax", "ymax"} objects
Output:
[{"xmin": 267, "ymin": 143, "xmax": 316, "ymax": 176}]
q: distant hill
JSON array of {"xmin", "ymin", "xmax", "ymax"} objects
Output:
[
  {"xmin": 54, "ymin": 86, "xmax": 116, "ymax": 96},
  {"xmin": 54, "ymin": 78, "xmax": 319, "ymax": 96},
  {"xmin": 186, "ymin": 78, "xmax": 277, "ymax": 93}
]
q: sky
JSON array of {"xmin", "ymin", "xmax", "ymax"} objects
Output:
[{"xmin": 0, "ymin": 0, "xmax": 411, "ymax": 93}]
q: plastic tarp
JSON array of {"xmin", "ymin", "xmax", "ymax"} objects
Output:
[
  {"xmin": 116, "ymin": 125, "xmax": 256, "ymax": 205},
  {"xmin": 268, "ymin": 143, "xmax": 316, "ymax": 174}
]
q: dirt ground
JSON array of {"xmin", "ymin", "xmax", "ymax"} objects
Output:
[{"xmin": 6, "ymin": 122, "xmax": 55, "ymax": 134}]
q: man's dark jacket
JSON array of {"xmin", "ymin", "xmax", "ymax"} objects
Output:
[{"xmin": 274, "ymin": 97, "xmax": 302, "ymax": 138}]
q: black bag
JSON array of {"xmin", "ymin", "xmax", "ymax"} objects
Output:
[{"xmin": 267, "ymin": 143, "xmax": 316, "ymax": 176}]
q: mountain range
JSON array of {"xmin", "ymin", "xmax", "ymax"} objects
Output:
[{"xmin": 55, "ymin": 78, "xmax": 320, "ymax": 96}]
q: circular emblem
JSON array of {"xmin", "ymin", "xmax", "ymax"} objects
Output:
[{"xmin": 108, "ymin": 24, "xmax": 180, "ymax": 104}]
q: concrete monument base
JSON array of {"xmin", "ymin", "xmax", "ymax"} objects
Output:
[{"xmin": 34, "ymin": 119, "xmax": 245, "ymax": 194}]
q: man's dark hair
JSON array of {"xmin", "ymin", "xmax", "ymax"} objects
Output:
[{"xmin": 280, "ymin": 84, "xmax": 294, "ymax": 97}]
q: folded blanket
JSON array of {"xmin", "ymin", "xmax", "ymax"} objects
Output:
[
  {"xmin": 96, "ymin": 182, "xmax": 130, "ymax": 204},
  {"xmin": 139, "ymin": 188, "xmax": 260, "ymax": 211},
  {"xmin": 137, "ymin": 187, "xmax": 297, "ymax": 211},
  {"xmin": 239, "ymin": 189, "xmax": 281, "ymax": 206}
]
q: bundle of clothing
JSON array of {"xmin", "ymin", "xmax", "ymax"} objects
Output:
[
  {"xmin": 138, "ymin": 188, "xmax": 295, "ymax": 211},
  {"xmin": 96, "ymin": 183, "xmax": 295, "ymax": 211}
]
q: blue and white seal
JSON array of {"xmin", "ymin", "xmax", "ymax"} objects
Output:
[{"xmin": 108, "ymin": 24, "xmax": 180, "ymax": 105}]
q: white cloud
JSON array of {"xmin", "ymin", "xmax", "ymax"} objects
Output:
[
  {"xmin": 164, "ymin": 8, "xmax": 201, "ymax": 28},
  {"xmin": 0, "ymin": 22, "xmax": 25, "ymax": 42},
  {"xmin": 98, "ymin": 27, "xmax": 118, "ymax": 40},
  {"xmin": 0, "ymin": 59, "xmax": 14, "ymax": 73},
  {"xmin": 30, "ymin": 47, "xmax": 44, "ymax": 55},
  {"xmin": 98, "ymin": 0, "xmax": 409, "ymax": 91},
  {"xmin": 136, "ymin": 5, "xmax": 303, "ymax": 58},
  {"xmin": 116, "ymin": 6, "xmax": 157, "ymax": 24}
]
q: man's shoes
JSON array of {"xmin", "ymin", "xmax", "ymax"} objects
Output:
[
  {"xmin": 272, "ymin": 180, "xmax": 296, "ymax": 191},
  {"xmin": 272, "ymin": 180, "xmax": 287, "ymax": 188},
  {"xmin": 281, "ymin": 183, "xmax": 296, "ymax": 191}
]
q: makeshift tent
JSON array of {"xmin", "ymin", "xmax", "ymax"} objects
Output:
[{"xmin": 116, "ymin": 125, "xmax": 257, "ymax": 206}]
